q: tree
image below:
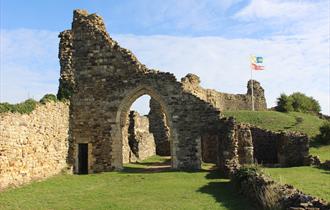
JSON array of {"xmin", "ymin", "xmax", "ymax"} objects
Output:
[{"xmin": 275, "ymin": 92, "xmax": 321, "ymax": 114}]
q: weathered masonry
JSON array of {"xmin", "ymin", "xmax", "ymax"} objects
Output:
[
  {"xmin": 59, "ymin": 10, "xmax": 234, "ymax": 173},
  {"xmin": 0, "ymin": 9, "xmax": 311, "ymax": 192},
  {"xmin": 58, "ymin": 10, "xmax": 308, "ymax": 175}
]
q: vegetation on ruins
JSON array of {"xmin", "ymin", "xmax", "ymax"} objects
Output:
[
  {"xmin": 316, "ymin": 121, "xmax": 330, "ymax": 145},
  {"xmin": 0, "ymin": 94, "xmax": 58, "ymax": 114},
  {"xmin": 275, "ymin": 92, "xmax": 321, "ymax": 114},
  {"xmin": 39, "ymin": 94, "xmax": 57, "ymax": 104},
  {"xmin": 0, "ymin": 99, "xmax": 37, "ymax": 114}
]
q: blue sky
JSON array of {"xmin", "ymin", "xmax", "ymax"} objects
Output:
[{"xmin": 1, "ymin": 0, "xmax": 329, "ymax": 114}]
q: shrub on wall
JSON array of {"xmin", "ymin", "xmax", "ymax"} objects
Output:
[
  {"xmin": 275, "ymin": 92, "xmax": 321, "ymax": 114},
  {"xmin": 0, "ymin": 99, "xmax": 37, "ymax": 114},
  {"xmin": 40, "ymin": 94, "xmax": 57, "ymax": 104},
  {"xmin": 57, "ymin": 81, "xmax": 73, "ymax": 101}
]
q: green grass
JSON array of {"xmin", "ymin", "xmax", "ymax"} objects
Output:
[
  {"xmin": 310, "ymin": 145, "xmax": 330, "ymax": 161},
  {"xmin": 264, "ymin": 166, "xmax": 330, "ymax": 201},
  {"xmin": 0, "ymin": 156, "xmax": 254, "ymax": 210},
  {"xmin": 223, "ymin": 110, "xmax": 325, "ymax": 138}
]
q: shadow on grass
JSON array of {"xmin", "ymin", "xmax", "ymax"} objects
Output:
[
  {"xmin": 121, "ymin": 165, "xmax": 174, "ymax": 173},
  {"xmin": 121, "ymin": 165, "xmax": 212, "ymax": 174},
  {"xmin": 197, "ymin": 170, "xmax": 256, "ymax": 210}
]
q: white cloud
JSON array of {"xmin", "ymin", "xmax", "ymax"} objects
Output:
[
  {"xmin": 114, "ymin": 34, "xmax": 329, "ymax": 115},
  {"xmin": 234, "ymin": 0, "xmax": 315, "ymax": 20},
  {"xmin": 0, "ymin": 29, "xmax": 59, "ymax": 103},
  {"xmin": 1, "ymin": 28, "xmax": 329, "ymax": 115}
]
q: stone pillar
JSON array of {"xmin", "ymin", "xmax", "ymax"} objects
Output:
[
  {"xmin": 127, "ymin": 111, "xmax": 156, "ymax": 161},
  {"xmin": 148, "ymin": 98, "xmax": 170, "ymax": 156},
  {"xmin": 218, "ymin": 118, "xmax": 239, "ymax": 176},
  {"xmin": 236, "ymin": 124, "xmax": 254, "ymax": 165}
]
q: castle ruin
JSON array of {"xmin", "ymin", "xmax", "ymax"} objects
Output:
[{"xmin": 0, "ymin": 10, "xmax": 310, "ymax": 190}]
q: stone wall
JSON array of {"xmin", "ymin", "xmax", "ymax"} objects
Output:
[
  {"xmin": 0, "ymin": 102, "xmax": 69, "ymax": 191},
  {"xmin": 201, "ymin": 134, "xmax": 219, "ymax": 163},
  {"xmin": 126, "ymin": 111, "xmax": 156, "ymax": 162},
  {"xmin": 148, "ymin": 98, "xmax": 170, "ymax": 156},
  {"xmin": 57, "ymin": 30, "xmax": 74, "ymax": 100},
  {"xmin": 250, "ymin": 126, "xmax": 309, "ymax": 167},
  {"xmin": 64, "ymin": 9, "xmax": 225, "ymax": 172},
  {"xmin": 231, "ymin": 166, "xmax": 330, "ymax": 210},
  {"xmin": 181, "ymin": 73, "xmax": 267, "ymax": 111}
]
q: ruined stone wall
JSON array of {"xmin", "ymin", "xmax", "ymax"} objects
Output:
[
  {"xmin": 65, "ymin": 10, "xmax": 225, "ymax": 172},
  {"xmin": 57, "ymin": 30, "xmax": 74, "ymax": 100},
  {"xmin": 148, "ymin": 98, "xmax": 170, "ymax": 156},
  {"xmin": 235, "ymin": 124, "xmax": 254, "ymax": 165},
  {"xmin": 232, "ymin": 166, "xmax": 330, "ymax": 210},
  {"xmin": 0, "ymin": 102, "xmax": 69, "ymax": 191},
  {"xmin": 201, "ymin": 134, "xmax": 219, "ymax": 163},
  {"xmin": 181, "ymin": 73, "xmax": 267, "ymax": 111},
  {"xmin": 126, "ymin": 111, "xmax": 156, "ymax": 162},
  {"xmin": 250, "ymin": 126, "xmax": 309, "ymax": 166}
]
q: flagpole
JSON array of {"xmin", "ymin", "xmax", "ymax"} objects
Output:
[{"xmin": 251, "ymin": 64, "xmax": 255, "ymax": 111}]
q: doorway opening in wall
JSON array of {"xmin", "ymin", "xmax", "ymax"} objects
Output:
[
  {"xmin": 78, "ymin": 143, "xmax": 88, "ymax": 174},
  {"xmin": 122, "ymin": 94, "xmax": 171, "ymax": 171},
  {"xmin": 201, "ymin": 134, "xmax": 219, "ymax": 170}
]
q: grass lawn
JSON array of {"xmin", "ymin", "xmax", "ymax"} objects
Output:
[
  {"xmin": 264, "ymin": 166, "xmax": 330, "ymax": 201},
  {"xmin": 0, "ymin": 156, "xmax": 254, "ymax": 210},
  {"xmin": 310, "ymin": 145, "xmax": 330, "ymax": 162}
]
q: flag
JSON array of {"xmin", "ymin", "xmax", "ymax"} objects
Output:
[
  {"xmin": 256, "ymin": 56, "xmax": 263, "ymax": 63},
  {"xmin": 251, "ymin": 63, "xmax": 264, "ymax": 70},
  {"xmin": 250, "ymin": 55, "xmax": 263, "ymax": 64},
  {"xmin": 250, "ymin": 55, "xmax": 265, "ymax": 70}
]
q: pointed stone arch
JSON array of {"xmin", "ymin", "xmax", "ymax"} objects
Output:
[{"xmin": 112, "ymin": 85, "xmax": 176, "ymax": 169}]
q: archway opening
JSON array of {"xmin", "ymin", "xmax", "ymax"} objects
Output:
[{"xmin": 121, "ymin": 94, "xmax": 171, "ymax": 167}]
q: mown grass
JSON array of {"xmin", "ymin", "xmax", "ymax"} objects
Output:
[
  {"xmin": 264, "ymin": 166, "xmax": 330, "ymax": 201},
  {"xmin": 310, "ymin": 145, "xmax": 330, "ymax": 162},
  {"xmin": 0, "ymin": 156, "xmax": 254, "ymax": 210},
  {"xmin": 223, "ymin": 110, "xmax": 325, "ymax": 138}
]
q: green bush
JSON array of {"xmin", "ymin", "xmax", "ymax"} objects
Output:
[
  {"xmin": 40, "ymin": 94, "xmax": 57, "ymax": 104},
  {"xmin": 0, "ymin": 99, "xmax": 37, "ymax": 114},
  {"xmin": 275, "ymin": 94, "xmax": 294, "ymax": 112},
  {"xmin": 275, "ymin": 92, "xmax": 321, "ymax": 114},
  {"xmin": 0, "ymin": 102, "xmax": 14, "ymax": 113},
  {"xmin": 317, "ymin": 121, "xmax": 330, "ymax": 145}
]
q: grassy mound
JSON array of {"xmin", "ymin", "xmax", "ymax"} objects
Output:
[{"xmin": 223, "ymin": 110, "xmax": 326, "ymax": 138}]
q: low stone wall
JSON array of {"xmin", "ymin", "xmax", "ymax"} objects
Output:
[
  {"xmin": 231, "ymin": 166, "xmax": 330, "ymax": 210},
  {"xmin": 217, "ymin": 120, "xmax": 310, "ymax": 175},
  {"xmin": 127, "ymin": 111, "xmax": 156, "ymax": 162},
  {"xmin": 0, "ymin": 102, "xmax": 69, "ymax": 191},
  {"xmin": 250, "ymin": 126, "xmax": 309, "ymax": 167}
]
